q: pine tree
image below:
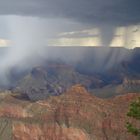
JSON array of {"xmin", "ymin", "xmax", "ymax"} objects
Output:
[{"xmin": 126, "ymin": 97, "xmax": 140, "ymax": 138}]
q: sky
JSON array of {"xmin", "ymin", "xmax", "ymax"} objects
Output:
[
  {"xmin": 0, "ymin": 0, "xmax": 139, "ymax": 86},
  {"xmin": 0, "ymin": 0, "xmax": 140, "ymax": 48}
]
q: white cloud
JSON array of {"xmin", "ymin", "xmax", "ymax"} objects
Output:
[{"xmin": 58, "ymin": 28, "xmax": 99, "ymax": 37}]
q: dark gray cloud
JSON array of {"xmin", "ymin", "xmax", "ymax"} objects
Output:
[{"xmin": 0, "ymin": 0, "xmax": 140, "ymax": 25}]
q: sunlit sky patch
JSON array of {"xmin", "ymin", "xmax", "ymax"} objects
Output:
[{"xmin": 0, "ymin": 39, "xmax": 11, "ymax": 47}]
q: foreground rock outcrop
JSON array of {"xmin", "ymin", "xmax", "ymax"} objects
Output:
[{"xmin": 0, "ymin": 85, "xmax": 139, "ymax": 140}]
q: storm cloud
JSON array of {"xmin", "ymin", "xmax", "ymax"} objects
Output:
[
  {"xmin": 0, "ymin": 0, "xmax": 140, "ymax": 25},
  {"xmin": 0, "ymin": 0, "xmax": 139, "ymax": 86}
]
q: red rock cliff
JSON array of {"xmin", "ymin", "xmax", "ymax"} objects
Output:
[{"xmin": 0, "ymin": 85, "xmax": 139, "ymax": 140}]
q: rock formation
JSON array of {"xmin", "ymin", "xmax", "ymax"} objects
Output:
[{"xmin": 0, "ymin": 85, "xmax": 139, "ymax": 140}]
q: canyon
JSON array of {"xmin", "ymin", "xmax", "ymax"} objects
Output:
[{"xmin": 0, "ymin": 85, "xmax": 139, "ymax": 140}]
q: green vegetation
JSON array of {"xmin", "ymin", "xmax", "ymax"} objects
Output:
[{"xmin": 126, "ymin": 97, "xmax": 140, "ymax": 139}]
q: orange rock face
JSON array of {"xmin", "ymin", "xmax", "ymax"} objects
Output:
[
  {"xmin": 13, "ymin": 122, "xmax": 89, "ymax": 140},
  {"xmin": 0, "ymin": 85, "xmax": 139, "ymax": 140}
]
